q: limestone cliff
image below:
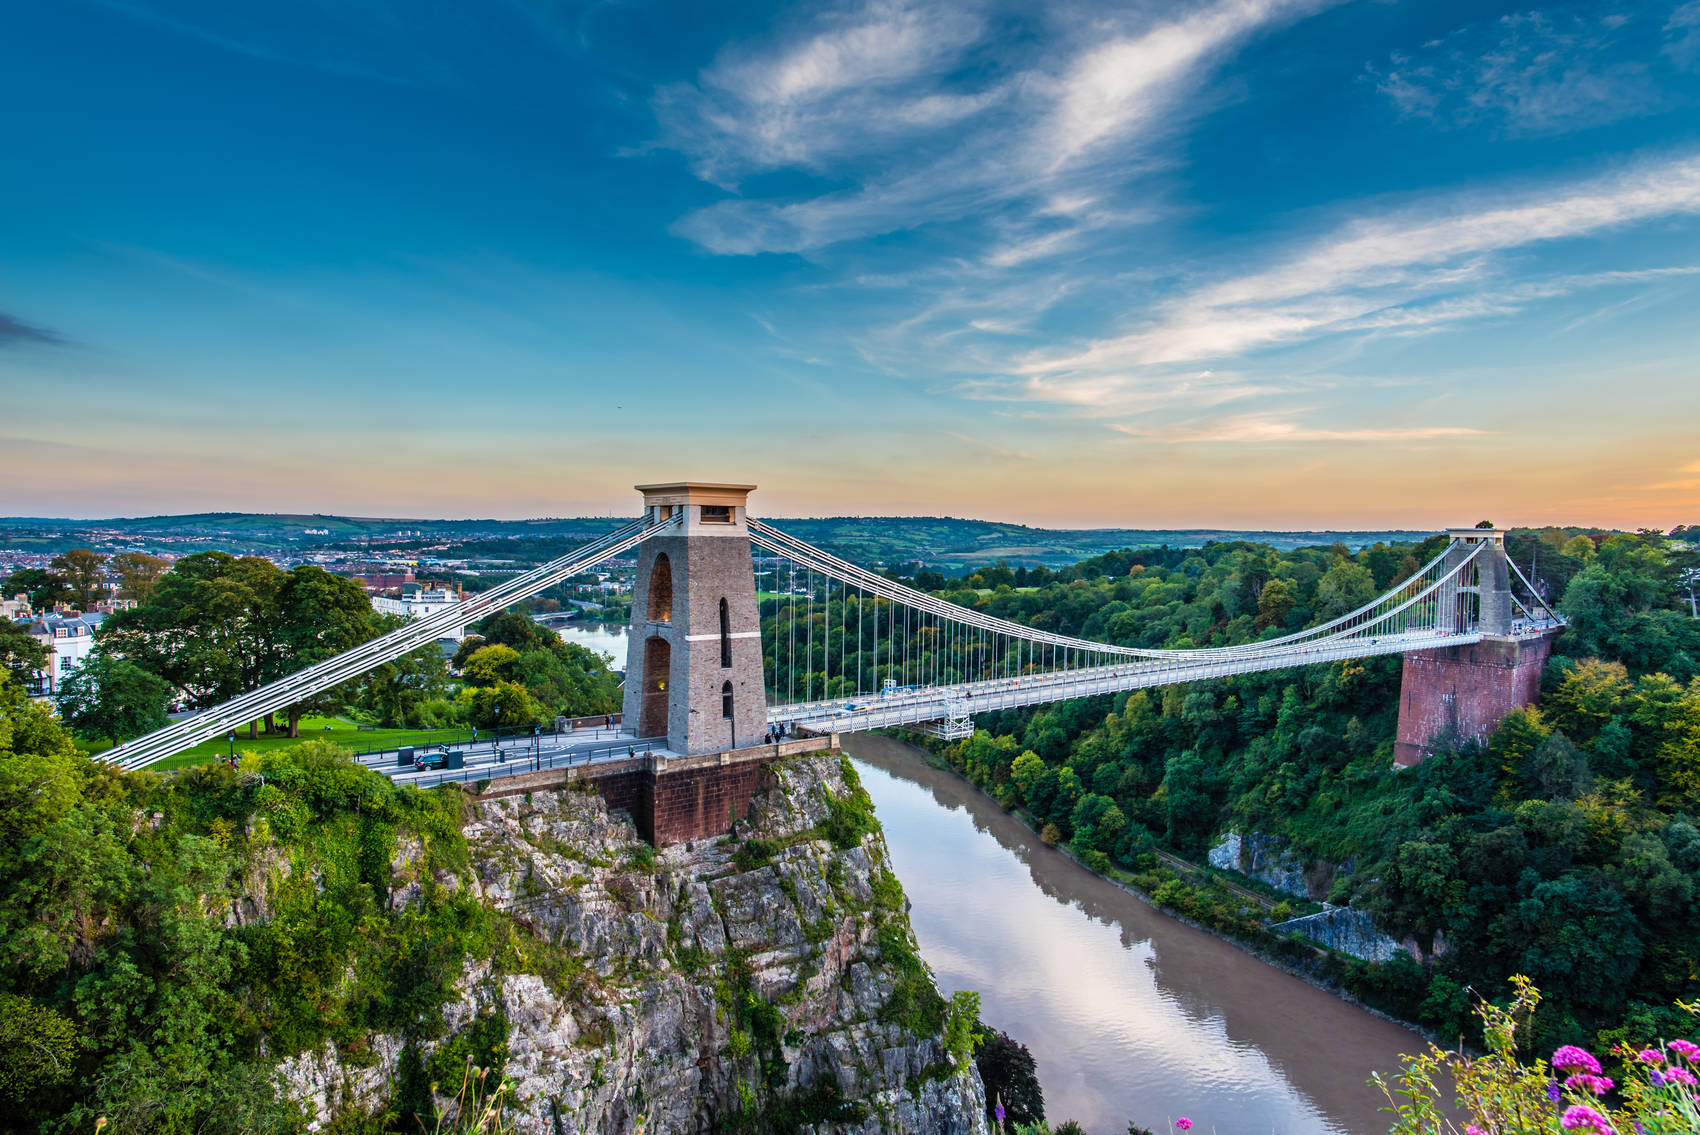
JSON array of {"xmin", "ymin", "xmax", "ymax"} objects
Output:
[{"xmin": 278, "ymin": 752, "xmax": 989, "ymax": 1135}]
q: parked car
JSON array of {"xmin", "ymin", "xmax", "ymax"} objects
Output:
[{"xmin": 414, "ymin": 751, "xmax": 449, "ymax": 771}]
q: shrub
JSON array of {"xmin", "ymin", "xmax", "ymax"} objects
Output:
[{"xmin": 977, "ymin": 1027, "xmax": 1044, "ymax": 1127}]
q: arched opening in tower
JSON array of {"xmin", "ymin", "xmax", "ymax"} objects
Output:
[
  {"xmin": 640, "ymin": 636, "xmax": 670, "ymax": 737},
  {"xmin": 647, "ymin": 553, "xmax": 673, "ymax": 623}
]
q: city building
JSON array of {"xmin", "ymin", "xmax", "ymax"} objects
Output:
[
  {"xmin": 369, "ymin": 585, "xmax": 466, "ymax": 640},
  {"xmin": 22, "ymin": 612, "xmax": 108, "ymax": 697}
]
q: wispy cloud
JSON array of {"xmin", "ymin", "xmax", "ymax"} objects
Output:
[
  {"xmin": 659, "ymin": 0, "xmax": 1327, "ymax": 255},
  {"xmin": 1013, "ymin": 156, "xmax": 1700, "ymax": 392},
  {"xmin": 1111, "ymin": 414, "xmax": 1487, "ymax": 444},
  {"xmin": 1370, "ymin": 8, "xmax": 1680, "ymax": 137},
  {"xmin": 1669, "ymin": 2, "xmax": 1700, "ymax": 66},
  {"xmin": 0, "ymin": 312, "xmax": 66, "ymax": 348}
]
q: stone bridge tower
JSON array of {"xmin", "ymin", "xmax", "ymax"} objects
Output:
[
  {"xmin": 1394, "ymin": 528, "xmax": 1555, "ymax": 766},
  {"xmin": 623, "ymin": 483, "xmax": 769, "ymax": 755}
]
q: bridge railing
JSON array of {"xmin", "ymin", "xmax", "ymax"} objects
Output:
[{"xmin": 104, "ymin": 514, "xmax": 677, "ymax": 770}]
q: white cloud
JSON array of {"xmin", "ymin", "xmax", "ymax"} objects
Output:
[
  {"xmin": 1017, "ymin": 156, "xmax": 1700, "ymax": 381},
  {"xmin": 1043, "ymin": 0, "xmax": 1315, "ymax": 170},
  {"xmin": 658, "ymin": 0, "xmax": 1325, "ymax": 254},
  {"xmin": 1111, "ymin": 415, "xmax": 1487, "ymax": 444},
  {"xmin": 653, "ymin": 0, "xmax": 992, "ymax": 189},
  {"xmin": 1371, "ymin": 9, "xmax": 1673, "ymax": 137}
]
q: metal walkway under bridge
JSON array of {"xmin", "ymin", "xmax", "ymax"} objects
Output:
[{"xmin": 99, "ymin": 487, "xmax": 1563, "ymax": 771}]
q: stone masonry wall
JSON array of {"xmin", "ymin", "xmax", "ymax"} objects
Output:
[
  {"xmin": 1393, "ymin": 632, "xmax": 1555, "ymax": 766},
  {"xmin": 471, "ymin": 738, "xmax": 836, "ymax": 846}
]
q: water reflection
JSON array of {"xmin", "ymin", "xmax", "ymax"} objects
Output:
[
  {"xmin": 546, "ymin": 621, "xmax": 628, "ymax": 670},
  {"xmin": 845, "ymin": 733, "xmax": 1420, "ymax": 1135}
]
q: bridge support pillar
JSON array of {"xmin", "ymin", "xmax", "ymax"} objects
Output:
[
  {"xmin": 623, "ymin": 483, "xmax": 769, "ymax": 756},
  {"xmin": 1393, "ymin": 633, "xmax": 1555, "ymax": 767}
]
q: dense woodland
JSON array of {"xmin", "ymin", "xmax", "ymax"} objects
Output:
[
  {"xmin": 0, "ymin": 694, "xmax": 545, "ymax": 1133},
  {"xmin": 874, "ymin": 529, "xmax": 1700, "ymax": 1049}
]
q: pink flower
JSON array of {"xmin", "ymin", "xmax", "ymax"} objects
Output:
[
  {"xmin": 1466, "ymin": 1128, "xmax": 1486, "ymax": 1135},
  {"xmin": 1553, "ymin": 1046, "xmax": 1603, "ymax": 1075},
  {"xmin": 1664, "ymin": 1066, "xmax": 1697, "ymax": 1086},
  {"xmin": 1175, "ymin": 1121, "xmax": 1193, "ymax": 1132},
  {"xmin": 1560, "ymin": 1104, "xmax": 1614, "ymax": 1134},
  {"xmin": 1564, "ymin": 1074, "xmax": 1614, "ymax": 1095},
  {"xmin": 1638, "ymin": 1047, "xmax": 1666, "ymax": 1065},
  {"xmin": 1669, "ymin": 1039, "xmax": 1700, "ymax": 1061}
]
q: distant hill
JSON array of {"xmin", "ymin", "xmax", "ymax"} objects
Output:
[{"xmin": 0, "ymin": 511, "xmax": 1439, "ymax": 569}]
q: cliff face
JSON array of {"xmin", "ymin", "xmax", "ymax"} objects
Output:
[{"xmin": 279, "ymin": 752, "xmax": 989, "ymax": 1135}]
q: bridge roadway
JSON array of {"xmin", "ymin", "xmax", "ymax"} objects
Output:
[
  {"xmin": 768, "ymin": 627, "xmax": 1497, "ymax": 735},
  {"xmin": 346, "ymin": 724, "xmax": 665, "ymax": 791}
]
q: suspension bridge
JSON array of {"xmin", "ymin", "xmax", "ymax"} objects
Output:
[{"xmin": 100, "ymin": 483, "xmax": 1564, "ymax": 830}]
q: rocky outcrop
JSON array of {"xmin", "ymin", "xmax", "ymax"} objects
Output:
[
  {"xmin": 1270, "ymin": 906, "xmax": 1409, "ymax": 964},
  {"xmin": 276, "ymin": 753, "xmax": 988, "ymax": 1135},
  {"xmin": 1208, "ymin": 831, "xmax": 1345, "ymax": 902}
]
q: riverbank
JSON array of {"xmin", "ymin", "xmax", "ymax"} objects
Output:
[
  {"xmin": 880, "ymin": 728, "xmax": 1446, "ymax": 1042},
  {"xmin": 845, "ymin": 732, "xmax": 1428, "ymax": 1134}
]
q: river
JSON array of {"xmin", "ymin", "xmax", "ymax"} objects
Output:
[
  {"xmin": 547, "ymin": 621, "xmax": 628, "ymax": 669},
  {"xmin": 844, "ymin": 733, "xmax": 1423, "ymax": 1135}
]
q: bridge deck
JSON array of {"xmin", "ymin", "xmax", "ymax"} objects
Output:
[{"xmin": 769, "ymin": 628, "xmax": 1492, "ymax": 734}]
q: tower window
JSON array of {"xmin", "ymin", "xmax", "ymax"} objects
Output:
[
  {"xmin": 719, "ymin": 597, "xmax": 732, "ymax": 667},
  {"xmin": 701, "ymin": 505, "xmax": 733, "ymax": 523},
  {"xmin": 646, "ymin": 553, "xmax": 673, "ymax": 623},
  {"xmin": 722, "ymin": 680, "xmax": 734, "ymax": 720}
]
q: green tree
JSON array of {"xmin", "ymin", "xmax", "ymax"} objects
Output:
[
  {"xmin": 463, "ymin": 643, "xmax": 523, "ymax": 686},
  {"xmin": 1009, "ymin": 750, "xmax": 1048, "ymax": 806},
  {"xmin": 1561, "ymin": 534, "xmax": 1598, "ymax": 562},
  {"xmin": 359, "ymin": 640, "xmax": 453, "ymax": 728},
  {"xmin": 3, "ymin": 568, "xmax": 68, "ymax": 612},
  {"xmin": 463, "ymin": 680, "xmax": 540, "ymax": 730},
  {"xmin": 0, "ymin": 620, "xmax": 46, "ymax": 680},
  {"xmin": 1162, "ymin": 751, "xmax": 1213, "ymax": 853},
  {"xmin": 1255, "ymin": 578, "xmax": 1297, "ymax": 631},
  {"xmin": 0, "ymin": 993, "xmax": 79, "ymax": 1102},
  {"xmin": 48, "ymin": 548, "xmax": 106, "ymax": 610},
  {"xmin": 269, "ymin": 566, "xmax": 380, "ymax": 736},
  {"xmin": 108, "ymin": 551, "xmax": 169, "ymax": 602},
  {"xmin": 99, "ymin": 551, "xmax": 286, "ymax": 721},
  {"xmin": 54, "ymin": 651, "xmax": 172, "ymax": 745},
  {"xmin": 1313, "ymin": 558, "xmax": 1376, "ymax": 621}
]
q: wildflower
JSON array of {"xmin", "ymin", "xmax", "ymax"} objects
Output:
[
  {"xmin": 1637, "ymin": 1047, "xmax": 1665, "ymax": 1065},
  {"xmin": 994, "ymin": 1100, "xmax": 1005, "ymax": 1126},
  {"xmin": 1560, "ymin": 1105, "xmax": 1614, "ymax": 1134},
  {"xmin": 1467, "ymin": 1128, "xmax": 1486, "ymax": 1135},
  {"xmin": 1553, "ymin": 1046, "xmax": 1603, "ymax": 1075},
  {"xmin": 1548, "ymin": 1081, "xmax": 1563, "ymax": 1102},
  {"xmin": 1664, "ymin": 1066, "xmax": 1697, "ymax": 1086},
  {"xmin": 1669, "ymin": 1039, "xmax": 1700, "ymax": 1061},
  {"xmin": 1564, "ymin": 1074, "xmax": 1614, "ymax": 1095},
  {"xmin": 1650, "ymin": 1070, "xmax": 1666, "ymax": 1088},
  {"xmin": 1175, "ymin": 1121, "xmax": 1193, "ymax": 1131}
]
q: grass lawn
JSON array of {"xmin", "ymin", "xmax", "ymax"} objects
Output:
[{"xmin": 77, "ymin": 715, "xmax": 478, "ymax": 771}]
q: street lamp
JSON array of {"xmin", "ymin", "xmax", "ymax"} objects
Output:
[{"xmin": 227, "ymin": 731, "xmax": 235, "ymax": 762}]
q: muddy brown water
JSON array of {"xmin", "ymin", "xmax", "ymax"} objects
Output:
[{"xmin": 845, "ymin": 734, "xmax": 1425, "ymax": 1135}]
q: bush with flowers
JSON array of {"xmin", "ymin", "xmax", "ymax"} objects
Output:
[{"xmin": 1377, "ymin": 975, "xmax": 1700, "ymax": 1134}]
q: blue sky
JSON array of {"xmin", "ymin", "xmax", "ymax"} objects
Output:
[{"xmin": 3, "ymin": 0, "xmax": 1699, "ymax": 527}]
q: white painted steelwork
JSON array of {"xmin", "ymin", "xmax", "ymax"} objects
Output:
[{"xmin": 102, "ymin": 514, "xmax": 679, "ymax": 770}]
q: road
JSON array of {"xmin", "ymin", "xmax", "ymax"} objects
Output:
[{"xmin": 347, "ymin": 724, "xmax": 663, "ymax": 790}]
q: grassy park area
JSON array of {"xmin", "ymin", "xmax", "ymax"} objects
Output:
[{"xmin": 76, "ymin": 715, "xmax": 479, "ymax": 770}]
